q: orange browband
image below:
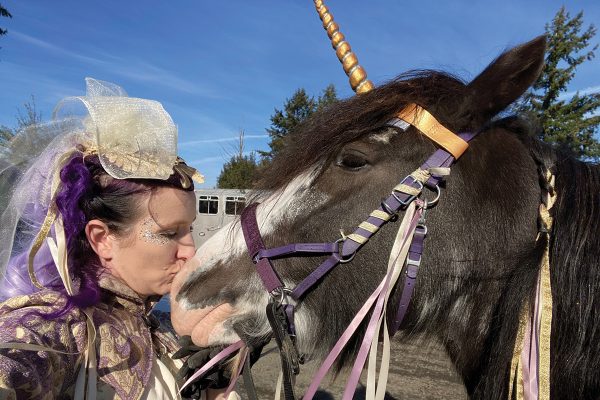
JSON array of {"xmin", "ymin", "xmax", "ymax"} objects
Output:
[{"xmin": 397, "ymin": 104, "xmax": 469, "ymax": 159}]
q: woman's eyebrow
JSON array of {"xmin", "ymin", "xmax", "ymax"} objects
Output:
[{"xmin": 155, "ymin": 216, "xmax": 197, "ymax": 228}]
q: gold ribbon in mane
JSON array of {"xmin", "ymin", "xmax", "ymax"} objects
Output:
[{"xmin": 509, "ymin": 169, "xmax": 555, "ymax": 400}]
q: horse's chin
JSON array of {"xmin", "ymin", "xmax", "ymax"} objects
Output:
[{"xmin": 170, "ymin": 299, "xmax": 239, "ymax": 346}]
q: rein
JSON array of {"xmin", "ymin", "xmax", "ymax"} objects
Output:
[{"xmin": 238, "ymin": 104, "xmax": 477, "ymax": 398}]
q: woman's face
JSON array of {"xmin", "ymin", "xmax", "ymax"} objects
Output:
[{"xmin": 107, "ymin": 187, "xmax": 197, "ymax": 298}]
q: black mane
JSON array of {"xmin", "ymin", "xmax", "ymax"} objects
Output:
[
  {"xmin": 257, "ymin": 70, "xmax": 469, "ymax": 191},
  {"xmin": 551, "ymin": 150, "xmax": 600, "ymax": 398},
  {"xmin": 498, "ymin": 117, "xmax": 600, "ymax": 396}
]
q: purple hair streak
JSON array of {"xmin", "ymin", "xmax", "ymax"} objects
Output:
[{"xmin": 0, "ymin": 152, "xmax": 193, "ymax": 317}]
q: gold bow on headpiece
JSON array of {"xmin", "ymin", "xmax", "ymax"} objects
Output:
[
  {"xmin": 54, "ymin": 77, "xmax": 202, "ymax": 182},
  {"xmin": 174, "ymin": 157, "xmax": 205, "ymax": 189}
]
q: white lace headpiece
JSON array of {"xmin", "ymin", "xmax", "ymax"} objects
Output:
[
  {"xmin": 0, "ymin": 78, "xmax": 203, "ymax": 297},
  {"xmin": 55, "ymin": 77, "xmax": 181, "ymax": 180}
]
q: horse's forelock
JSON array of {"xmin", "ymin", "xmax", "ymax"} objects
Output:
[{"xmin": 255, "ymin": 70, "xmax": 469, "ymax": 193}]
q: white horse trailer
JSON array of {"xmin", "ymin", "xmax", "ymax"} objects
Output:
[{"xmin": 192, "ymin": 189, "xmax": 248, "ymax": 247}]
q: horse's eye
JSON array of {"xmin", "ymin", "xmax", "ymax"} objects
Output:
[{"xmin": 336, "ymin": 151, "xmax": 368, "ymax": 171}]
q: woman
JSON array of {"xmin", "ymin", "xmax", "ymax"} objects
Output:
[{"xmin": 0, "ymin": 79, "xmax": 227, "ymax": 399}]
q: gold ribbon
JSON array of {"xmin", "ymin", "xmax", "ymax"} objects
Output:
[
  {"xmin": 509, "ymin": 170, "xmax": 555, "ymax": 400},
  {"xmin": 27, "ymin": 151, "xmax": 75, "ymax": 289},
  {"xmin": 537, "ymin": 171, "xmax": 555, "ymax": 399},
  {"xmin": 370, "ymin": 210, "xmax": 392, "ymax": 222},
  {"xmin": 396, "ymin": 104, "xmax": 469, "ymax": 159},
  {"xmin": 509, "ymin": 306, "xmax": 527, "ymax": 400},
  {"xmin": 173, "ymin": 157, "xmax": 205, "ymax": 189},
  {"xmin": 347, "ymin": 233, "xmax": 368, "ymax": 245},
  {"xmin": 46, "ymin": 217, "xmax": 74, "ymax": 295},
  {"xmin": 0, "ymin": 342, "xmax": 80, "ymax": 354}
]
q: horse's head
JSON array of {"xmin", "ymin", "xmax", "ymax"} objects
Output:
[{"xmin": 171, "ymin": 36, "xmax": 547, "ymax": 364}]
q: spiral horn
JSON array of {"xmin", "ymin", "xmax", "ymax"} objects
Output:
[{"xmin": 314, "ymin": 0, "xmax": 374, "ymax": 93}]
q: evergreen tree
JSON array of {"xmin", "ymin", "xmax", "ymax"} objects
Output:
[
  {"xmin": 216, "ymin": 130, "xmax": 259, "ymax": 189},
  {"xmin": 514, "ymin": 7, "xmax": 600, "ymax": 158},
  {"xmin": 0, "ymin": 125, "xmax": 12, "ymax": 149},
  {"xmin": 260, "ymin": 84, "xmax": 338, "ymax": 162},
  {"xmin": 216, "ymin": 153, "xmax": 258, "ymax": 189},
  {"xmin": 317, "ymin": 84, "xmax": 338, "ymax": 111}
]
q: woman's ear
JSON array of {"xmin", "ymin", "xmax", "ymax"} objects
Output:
[{"xmin": 85, "ymin": 219, "xmax": 113, "ymax": 262}]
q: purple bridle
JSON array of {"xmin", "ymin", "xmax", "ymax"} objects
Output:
[
  {"xmin": 239, "ymin": 118, "xmax": 478, "ymax": 397},
  {"xmin": 242, "ymin": 129, "xmax": 478, "ymax": 323}
]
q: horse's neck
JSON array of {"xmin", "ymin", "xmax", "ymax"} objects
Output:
[
  {"xmin": 416, "ymin": 134, "xmax": 549, "ymax": 396},
  {"xmin": 441, "ymin": 154, "xmax": 600, "ymax": 398},
  {"xmin": 444, "ymin": 258, "xmax": 540, "ymax": 397}
]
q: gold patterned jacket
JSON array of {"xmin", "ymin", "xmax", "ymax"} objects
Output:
[{"xmin": 0, "ymin": 274, "xmax": 180, "ymax": 399}]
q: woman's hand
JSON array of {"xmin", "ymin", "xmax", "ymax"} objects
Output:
[{"xmin": 205, "ymin": 388, "xmax": 240, "ymax": 400}]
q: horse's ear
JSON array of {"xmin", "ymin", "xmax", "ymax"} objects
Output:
[{"xmin": 465, "ymin": 35, "xmax": 546, "ymax": 123}]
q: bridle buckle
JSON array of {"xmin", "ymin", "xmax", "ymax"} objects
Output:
[
  {"xmin": 270, "ymin": 287, "xmax": 294, "ymax": 306},
  {"xmin": 335, "ymin": 237, "xmax": 356, "ymax": 263}
]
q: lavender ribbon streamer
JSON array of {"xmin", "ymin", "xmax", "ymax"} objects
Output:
[
  {"xmin": 302, "ymin": 208, "xmax": 422, "ymax": 399},
  {"xmin": 224, "ymin": 346, "xmax": 248, "ymax": 399},
  {"xmin": 179, "ymin": 340, "xmax": 245, "ymax": 394},
  {"xmin": 342, "ymin": 210, "xmax": 422, "ymax": 399},
  {"xmin": 522, "ymin": 271, "xmax": 543, "ymax": 399}
]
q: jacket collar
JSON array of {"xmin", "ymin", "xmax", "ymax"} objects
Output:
[{"xmin": 97, "ymin": 272, "xmax": 160, "ymax": 316}]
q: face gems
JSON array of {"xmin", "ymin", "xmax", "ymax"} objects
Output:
[{"xmin": 139, "ymin": 217, "xmax": 169, "ymax": 246}]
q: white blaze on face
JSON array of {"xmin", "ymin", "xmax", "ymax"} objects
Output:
[
  {"xmin": 255, "ymin": 165, "xmax": 326, "ymax": 236},
  {"xmin": 368, "ymin": 127, "xmax": 399, "ymax": 144},
  {"xmin": 172, "ymin": 164, "xmax": 329, "ymax": 345},
  {"xmin": 179, "ymin": 165, "xmax": 326, "ymax": 294}
]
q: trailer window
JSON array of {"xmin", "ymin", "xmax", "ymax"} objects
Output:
[
  {"xmin": 225, "ymin": 196, "xmax": 246, "ymax": 215},
  {"xmin": 198, "ymin": 195, "xmax": 219, "ymax": 214}
]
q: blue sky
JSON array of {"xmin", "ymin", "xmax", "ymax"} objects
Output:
[{"xmin": 1, "ymin": 1, "xmax": 598, "ymax": 188}]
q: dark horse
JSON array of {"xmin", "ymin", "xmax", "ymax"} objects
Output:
[{"xmin": 171, "ymin": 36, "xmax": 600, "ymax": 399}]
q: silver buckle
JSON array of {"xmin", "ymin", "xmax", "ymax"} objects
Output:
[{"xmin": 392, "ymin": 176, "xmax": 424, "ymax": 206}]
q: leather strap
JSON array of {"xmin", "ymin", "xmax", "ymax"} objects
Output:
[
  {"xmin": 266, "ymin": 302, "xmax": 300, "ymax": 400},
  {"xmin": 257, "ymin": 243, "xmax": 339, "ymax": 259},
  {"xmin": 397, "ymin": 104, "xmax": 469, "ymax": 159},
  {"xmin": 391, "ymin": 224, "xmax": 426, "ymax": 333},
  {"xmin": 241, "ymin": 203, "xmax": 285, "ymax": 293},
  {"xmin": 242, "ymin": 352, "xmax": 259, "ymax": 400}
]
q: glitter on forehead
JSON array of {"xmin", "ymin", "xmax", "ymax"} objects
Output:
[{"xmin": 139, "ymin": 217, "xmax": 169, "ymax": 246}]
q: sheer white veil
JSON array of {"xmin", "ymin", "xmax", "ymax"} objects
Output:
[{"xmin": 0, "ymin": 78, "xmax": 187, "ymax": 300}]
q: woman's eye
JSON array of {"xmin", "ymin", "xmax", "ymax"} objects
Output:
[
  {"xmin": 336, "ymin": 152, "xmax": 368, "ymax": 170},
  {"xmin": 160, "ymin": 232, "xmax": 177, "ymax": 239}
]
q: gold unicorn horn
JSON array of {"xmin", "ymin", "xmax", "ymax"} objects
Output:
[{"xmin": 314, "ymin": 0, "xmax": 374, "ymax": 93}]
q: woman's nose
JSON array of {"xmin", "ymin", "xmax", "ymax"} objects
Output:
[{"xmin": 178, "ymin": 232, "xmax": 196, "ymax": 261}]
